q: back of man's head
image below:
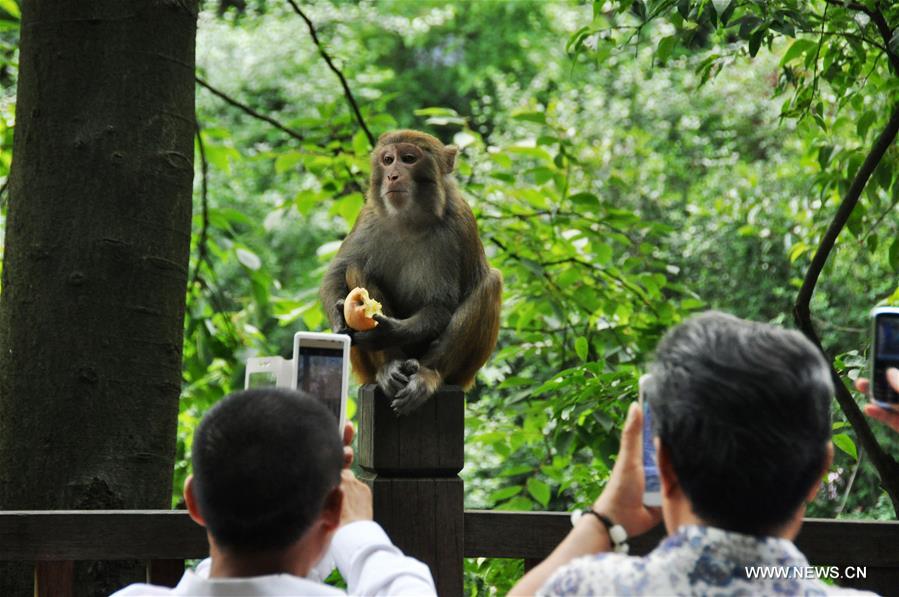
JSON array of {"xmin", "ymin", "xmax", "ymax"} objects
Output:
[
  {"xmin": 645, "ymin": 311, "xmax": 833, "ymax": 535},
  {"xmin": 191, "ymin": 388, "xmax": 343, "ymax": 553}
]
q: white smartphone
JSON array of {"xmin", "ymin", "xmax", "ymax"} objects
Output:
[
  {"xmin": 639, "ymin": 374, "xmax": 661, "ymax": 507},
  {"xmin": 871, "ymin": 306, "xmax": 899, "ymax": 411},
  {"xmin": 292, "ymin": 332, "xmax": 351, "ymax": 432},
  {"xmin": 245, "ymin": 356, "xmax": 292, "ymax": 389}
]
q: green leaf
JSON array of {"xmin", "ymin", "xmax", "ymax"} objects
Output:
[
  {"xmin": 779, "ymin": 39, "xmax": 817, "ymax": 67},
  {"xmin": 413, "ymin": 107, "xmax": 459, "ymax": 117},
  {"xmin": 575, "ymin": 336, "xmax": 589, "ymax": 362},
  {"xmin": 235, "ymin": 248, "xmax": 261, "ymax": 271},
  {"xmin": 527, "ymin": 477, "xmax": 551, "ymax": 507},
  {"xmin": 657, "ymin": 35, "xmax": 677, "ymax": 62},
  {"xmin": 889, "ymin": 238, "xmax": 899, "ymax": 272},
  {"xmin": 832, "ymin": 433, "xmax": 857, "ymax": 461},
  {"xmin": 748, "ymin": 28, "xmax": 765, "ymax": 58},
  {"xmin": 857, "ymin": 111, "xmax": 877, "ymax": 140},
  {"xmin": 497, "ymin": 496, "xmax": 534, "ymax": 511},
  {"xmin": 335, "ymin": 192, "xmax": 364, "ymax": 226},
  {"xmin": 489, "ymin": 485, "xmax": 523, "ymax": 503},
  {"xmin": 352, "ymin": 130, "xmax": 371, "ymax": 157},
  {"xmin": 0, "ymin": 0, "xmax": 20, "ymax": 19},
  {"xmin": 711, "ymin": 0, "xmax": 731, "ymax": 20},
  {"xmin": 511, "ymin": 110, "xmax": 547, "ymax": 124},
  {"xmin": 500, "ymin": 464, "xmax": 534, "ymax": 477}
]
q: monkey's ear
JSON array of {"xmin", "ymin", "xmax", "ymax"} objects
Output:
[{"xmin": 443, "ymin": 145, "xmax": 458, "ymax": 173}]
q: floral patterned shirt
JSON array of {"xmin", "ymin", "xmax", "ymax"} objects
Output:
[{"xmin": 538, "ymin": 525, "xmax": 875, "ymax": 596}]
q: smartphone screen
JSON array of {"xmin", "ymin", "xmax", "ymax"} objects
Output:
[
  {"xmin": 296, "ymin": 346, "xmax": 344, "ymax": 423},
  {"xmin": 873, "ymin": 310, "xmax": 899, "ymax": 405},
  {"xmin": 640, "ymin": 374, "xmax": 661, "ymax": 507}
]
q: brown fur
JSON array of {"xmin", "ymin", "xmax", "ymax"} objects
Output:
[{"xmin": 319, "ymin": 130, "xmax": 502, "ymax": 414}]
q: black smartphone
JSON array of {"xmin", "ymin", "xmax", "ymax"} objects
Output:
[{"xmin": 871, "ymin": 307, "xmax": 899, "ymax": 410}]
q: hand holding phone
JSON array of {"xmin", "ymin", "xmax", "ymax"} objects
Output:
[
  {"xmin": 870, "ymin": 307, "xmax": 899, "ymax": 411},
  {"xmin": 639, "ymin": 374, "xmax": 661, "ymax": 507}
]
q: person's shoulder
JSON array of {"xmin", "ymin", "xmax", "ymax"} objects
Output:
[
  {"xmin": 109, "ymin": 583, "xmax": 175, "ymax": 597},
  {"xmin": 537, "ymin": 552, "xmax": 647, "ymax": 595}
]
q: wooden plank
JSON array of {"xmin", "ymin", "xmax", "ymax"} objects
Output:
[
  {"xmin": 357, "ymin": 384, "xmax": 464, "ymax": 474},
  {"xmin": 463, "ymin": 511, "xmax": 899, "ymax": 567},
  {"xmin": 147, "ymin": 559, "xmax": 184, "ymax": 587},
  {"xmin": 463, "ymin": 511, "xmax": 664, "ymax": 559},
  {"xmin": 0, "ymin": 511, "xmax": 207, "ymax": 561},
  {"xmin": 34, "ymin": 561, "xmax": 73, "ymax": 597},
  {"xmin": 796, "ymin": 518, "xmax": 899, "ymax": 566},
  {"xmin": 839, "ymin": 566, "xmax": 899, "ymax": 596}
]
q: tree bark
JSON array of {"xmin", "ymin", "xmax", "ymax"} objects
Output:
[{"xmin": 0, "ymin": 1, "xmax": 198, "ymax": 594}]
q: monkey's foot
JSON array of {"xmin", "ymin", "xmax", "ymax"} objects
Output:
[
  {"xmin": 376, "ymin": 359, "xmax": 420, "ymax": 398},
  {"xmin": 391, "ymin": 368, "xmax": 440, "ymax": 416}
]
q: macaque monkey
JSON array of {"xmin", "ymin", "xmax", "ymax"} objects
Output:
[{"xmin": 320, "ymin": 130, "xmax": 502, "ymax": 415}]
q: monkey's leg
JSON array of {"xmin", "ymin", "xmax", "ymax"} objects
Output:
[{"xmin": 391, "ymin": 268, "xmax": 502, "ymax": 415}]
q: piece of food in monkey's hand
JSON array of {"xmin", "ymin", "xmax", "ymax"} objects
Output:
[{"xmin": 343, "ymin": 287, "xmax": 383, "ymax": 331}]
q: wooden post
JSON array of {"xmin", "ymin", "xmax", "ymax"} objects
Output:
[
  {"xmin": 357, "ymin": 384, "xmax": 464, "ymax": 596},
  {"xmin": 34, "ymin": 561, "xmax": 73, "ymax": 597}
]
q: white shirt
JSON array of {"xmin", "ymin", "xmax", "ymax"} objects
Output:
[{"xmin": 111, "ymin": 521, "xmax": 435, "ymax": 596}]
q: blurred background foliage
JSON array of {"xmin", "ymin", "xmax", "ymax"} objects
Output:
[{"xmin": 2, "ymin": 0, "xmax": 899, "ymax": 594}]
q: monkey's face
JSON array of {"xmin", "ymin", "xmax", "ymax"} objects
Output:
[{"xmin": 374, "ymin": 142, "xmax": 446, "ymax": 223}]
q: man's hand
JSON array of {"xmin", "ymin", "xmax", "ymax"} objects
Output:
[
  {"xmin": 339, "ymin": 469, "xmax": 373, "ymax": 526},
  {"xmin": 508, "ymin": 400, "xmax": 662, "ymax": 596},
  {"xmin": 592, "ymin": 401, "xmax": 663, "ymax": 536},
  {"xmin": 342, "ymin": 421, "xmax": 355, "ymax": 469},
  {"xmin": 855, "ymin": 367, "xmax": 899, "ymax": 433}
]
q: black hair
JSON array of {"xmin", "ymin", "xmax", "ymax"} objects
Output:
[
  {"xmin": 645, "ymin": 311, "xmax": 833, "ymax": 535},
  {"xmin": 191, "ymin": 388, "xmax": 343, "ymax": 553}
]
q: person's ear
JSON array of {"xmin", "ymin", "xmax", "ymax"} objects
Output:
[
  {"xmin": 657, "ymin": 439, "xmax": 680, "ymax": 498},
  {"xmin": 183, "ymin": 475, "xmax": 206, "ymax": 527},
  {"xmin": 806, "ymin": 442, "xmax": 835, "ymax": 503},
  {"xmin": 320, "ymin": 486, "xmax": 343, "ymax": 532}
]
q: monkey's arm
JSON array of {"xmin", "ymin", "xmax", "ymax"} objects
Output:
[
  {"xmin": 390, "ymin": 267, "xmax": 502, "ymax": 414},
  {"xmin": 320, "ymin": 255, "xmax": 352, "ymax": 332},
  {"xmin": 422, "ymin": 267, "xmax": 501, "ymax": 378},
  {"xmin": 353, "ymin": 303, "xmax": 453, "ymax": 352}
]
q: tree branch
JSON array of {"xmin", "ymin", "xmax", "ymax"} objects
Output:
[
  {"xmin": 190, "ymin": 119, "xmax": 211, "ymax": 291},
  {"xmin": 195, "ymin": 76, "xmax": 306, "ymax": 144},
  {"xmin": 0, "ymin": 178, "xmax": 7, "ymax": 209},
  {"xmin": 793, "ymin": 102, "xmax": 899, "ymax": 512},
  {"xmin": 285, "ymin": 0, "xmax": 375, "ymax": 147}
]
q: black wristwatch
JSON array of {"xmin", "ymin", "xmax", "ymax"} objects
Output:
[{"xmin": 570, "ymin": 508, "xmax": 630, "ymax": 553}]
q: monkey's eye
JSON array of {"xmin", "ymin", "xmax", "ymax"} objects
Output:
[
  {"xmin": 401, "ymin": 154, "xmax": 417, "ymax": 164},
  {"xmin": 382, "ymin": 155, "xmax": 394, "ymax": 165}
]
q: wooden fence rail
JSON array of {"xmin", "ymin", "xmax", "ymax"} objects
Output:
[{"xmin": 1, "ymin": 510, "xmax": 897, "ymax": 595}]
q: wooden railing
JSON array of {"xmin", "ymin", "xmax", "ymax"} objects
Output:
[
  {"xmin": 4, "ymin": 386, "xmax": 899, "ymax": 595},
  {"xmin": 3, "ymin": 510, "xmax": 898, "ymax": 595}
]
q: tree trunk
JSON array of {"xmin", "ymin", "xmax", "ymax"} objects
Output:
[{"xmin": 0, "ymin": 1, "xmax": 198, "ymax": 594}]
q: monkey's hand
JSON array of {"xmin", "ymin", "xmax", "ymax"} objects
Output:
[
  {"xmin": 352, "ymin": 314, "xmax": 404, "ymax": 351},
  {"xmin": 376, "ymin": 359, "xmax": 420, "ymax": 398},
  {"xmin": 332, "ymin": 299, "xmax": 353, "ymax": 335},
  {"xmin": 392, "ymin": 367, "xmax": 440, "ymax": 416}
]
